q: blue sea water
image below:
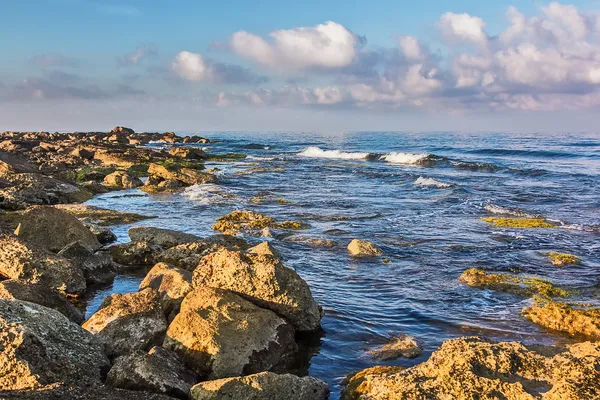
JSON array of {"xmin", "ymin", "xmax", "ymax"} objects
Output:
[{"xmin": 83, "ymin": 131, "xmax": 600, "ymax": 398}]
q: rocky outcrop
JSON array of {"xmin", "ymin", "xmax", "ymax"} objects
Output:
[
  {"xmin": 347, "ymin": 239, "xmax": 381, "ymax": 257},
  {"xmin": 247, "ymin": 241, "xmax": 280, "ymax": 258},
  {"xmin": 0, "ymin": 299, "xmax": 110, "ymax": 390},
  {"xmin": 103, "ymin": 171, "xmax": 143, "ymax": 188},
  {"xmin": 109, "ymin": 241, "xmax": 163, "ymax": 267},
  {"xmin": 459, "ymin": 268, "xmax": 568, "ymax": 298},
  {"xmin": 84, "ymin": 221, "xmax": 117, "ymax": 244},
  {"xmin": 57, "ymin": 242, "xmax": 116, "ymax": 285},
  {"xmin": 82, "ymin": 288, "xmax": 167, "ymax": 357},
  {"xmin": 522, "ymin": 299, "xmax": 600, "ymax": 339},
  {"xmin": 212, "ymin": 210, "xmax": 307, "ymax": 236},
  {"xmin": 142, "ymin": 163, "xmax": 216, "ymax": 193},
  {"xmin": 106, "ymin": 346, "xmax": 197, "ymax": 399},
  {"xmin": 157, "ymin": 235, "xmax": 249, "ymax": 271},
  {"xmin": 169, "ymin": 147, "xmax": 206, "ymax": 160},
  {"xmin": 189, "ymin": 372, "xmax": 329, "ymax": 400},
  {"xmin": 0, "ymin": 234, "xmax": 86, "ymax": 295},
  {"xmin": 341, "ymin": 336, "xmax": 600, "ymax": 400},
  {"xmin": 110, "ymin": 126, "xmax": 135, "ymax": 135},
  {"xmin": 139, "ymin": 263, "xmax": 193, "ymax": 321},
  {"xmin": 163, "ymin": 287, "xmax": 297, "ymax": 379},
  {"xmin": 0, "ymin": 280, "xmax": 84, "ymax": 323},
  {"xmin": 129, "ymin": 226, "xmax": 199, "ymax": 248},
  {"xmin": 367, "ymin": 335, "xmax": 422, "ymax": 361},
  {"xmin": 193, "ymin": 248, "xmax": 322, "ymax": 332},
  {"xmin": 54, "ymin": 204, "xmax": 155, "ymax": 226},
  {"xmin": 14, "ymin": 206, "xmax": 101, "ymax": 252}
]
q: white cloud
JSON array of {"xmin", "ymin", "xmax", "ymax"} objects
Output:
[
  {"xmin": 398, "ymin": 36, "xmax": 424, "ymax": 60},
  {"xmin": 439, "ymin": 12, "xmax": 488, "ymax": 46},
  {"xmin": 172, "ymin": 51, "xmax": 214, "ymax": 81}
]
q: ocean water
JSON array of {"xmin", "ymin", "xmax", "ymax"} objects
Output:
[{"xmin": 84, "ymin": 132, "xmax": 600, "ymax": 398}]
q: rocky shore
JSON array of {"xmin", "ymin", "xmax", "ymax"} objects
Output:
[{"xmin": 0, "ymin": 127, "xmax": 598, "ymax": 399}]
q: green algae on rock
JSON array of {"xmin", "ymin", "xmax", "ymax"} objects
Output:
[
  {"xmin": 459, "ymin": 268, "xmax": 569, "ymax": 298},
  {"xmin": 522, "ymin": 298, "xmax": 600, "ymax": 339},
  {"xmin": 482, "ymin": 217, "xmax": 557, "ymax": 228},
  {"xmin": 547, "ymin": 252, "xmax": 580, "ymax": 267},
  {"xmin": 212, "ymin": 210, "xmax": 308, "ymax": 235}
]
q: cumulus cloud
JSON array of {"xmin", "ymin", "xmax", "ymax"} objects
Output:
[
  {"xmin": 439, "ymin": 12, "xmax": 488, "ymax": 46},
  {"xmin": 230, "ymin": 21, "xmax": 360, "ymax": 70},
  {"xmin": 171, "ymin": 51, "xmax": 267, "ymax": 84},
  {"xmin": 117, "ymin": 45, "xmax": 158, "ymax": 67}
]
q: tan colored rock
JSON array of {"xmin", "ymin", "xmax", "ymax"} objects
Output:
[
  {"xmin": 129, "ymin": 226, "xmax": 199, "ymax": 248},
  {"xmin": 5, "ymin": 384, "xmax": 178, "ymax": 399},
  {"xmin": 247, "ymin": 241, "xmax": 280, "ymax": 258},
  {"xmin": 169, "ymin": 147, "xmax": 206, "ymax": 160},
  {"xmin": 82, "ymin": 288, "xmax": 167, "ymax": 357},
  {"xmin": 70, "ymin": 147, "xmax": 95, "ymax": 159},
  {"xmin": 54, "ymin": 204, "xmax": 155, "ymax": 226},
  {"xmin": 109, "ymin": 241, "xmax": 163, "ymax": 266},
  {"xmin": 522, "ymin": 299, "xmax": 600, "ymax": 339},
  {"xmin": 189, "ymin": 372, "xmax": 329, "ymax": 400},
  {"xmin": 103, "ymin": 171, "xmax": 143, "ymax": 188},
  {"xmin": 157, "ymin": 235, "xmax": 249, "ymax": 271},
  {"xmin": 367, "ymin": 335, "xmax": 422, "ymax": 361},
  {"xmin": 146, "ymin": 163, "xmax": 215, "ymax": 186},
  {"xmin": 0, "ymin": 299, "xmax": 110, "ymax": 390},
  {"xmin": 139, "ymin": 263, "xmax": 193, "ymax": 320},
  {"xmin": 341, "ymin": 336, "xmax": 600, "ymax": 400},
  {"xmin": 193, "ymin": 248, "xmax": 321, "ymax": 331},
  {"xmin": 163, "ymin": 286, "xmax": 297, "ymax": 379},
  {"xmin": 347, "ymin": 239, "xmax": 381, "ymax": 257}
]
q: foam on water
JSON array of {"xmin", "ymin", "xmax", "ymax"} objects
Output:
[
  {"xmin": 183, "ymin": 183, "xmax": 232, "ymax": 205},
  {"xmin": 414, "ymin": 176, "xmax": 453, "ymax": 189},
  {"xmin": 484, "ymin": 203, "xmax": 533, "ymax": 217},
  {"xmin": 298, "ymin": 146, "xmax": 370, "ymax": 160},
  {"xmin": 381, "ymin": 152, "xmax": 430, "ymax": 164}
]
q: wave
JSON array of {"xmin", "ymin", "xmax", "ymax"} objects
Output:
[
  {"xmin": 298, "ymin": 146, "xmax": 371, "ymax": 160},
  {"xmin": 380, "ymin": 152, "xmax": 430, "ymax": 165},
  {"xmin": 247, "ymin": 155, "xmax": 275, "ymax": 161},
  {"xmin": 183, "ymin": 184, "xmax": 233, "ymax": 205},
  {"xmin": 484, "ymin": 203, "xmax": 535, "ymax": 218},
  {"xmin": 414, "ymin": 176, "xmax": 453, "ymax": 189}
]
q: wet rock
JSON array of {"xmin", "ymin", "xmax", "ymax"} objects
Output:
[
  {"xmin": 54, "ymin": 204, "xmax": 155, "ymax": 226},
  {"xmin": 0, "ymin": 234, "xmax": 86, "ymax": 295},
  {"xmin": 0, "ymin": 280, "xmax": 84, "ymax": 323},
  {"xmin": 129, "ymin": 226, "xmax": 200, "ymax": 248},
  {"xmin": 139, "ymin": 263, "xmax": 193, "ymax": 321},
  {"xmin": 341, "ymin": 336, "xmax": 600, "ymax": 400},
  {"xmin": 109, "ymin": 241, "xmax": 163, "ymax": 267},
  {"xmin": 57, "ymin": 242, "xmax": 116, "ymax": 285},
  {"xmin": 0, "ymin": 299, "xmax": 110, "ymax": 390},
  {"xmin": 103, "ymin": 171, "xmax": 143, "ymax": 188},
  {"xmin": 5, "ymin": 384, "xmax": 178, "ymax": 400},
  {"xmin": 482, "ymin": 217, "xmax": 557, "ymax": 228},
  {"xmin": 367, "ymin": 335, "xmax": 422, "ymax": 361},
  {"xmin": 247, "ymin": 241, "xmax": 280, "ymax": 258},
  {"xmin": 547, "ymin": 252, "xmax": 580, "ymax": 267},
  {"xmin": 157, "ymin": 235, "xmax": 250, "ymax": 270},
  {"xmin": 193, "ymin": 248, "xmax": 322, "ymax": 332},
  {"xmin": 14, "ymin": 206, "xmax": 101, "ymax": 252},
  {"xmin": 347, "ymin": 239, "xmax": 382, "ymax": 257},
  {"xmin": 522, "ymin": 299, "xmax": 600, "ymax": 339},
  {"xmin": 212, "ymin": 210, "xmax": 307, "ymax": 236},
  {"xmin": 169, "ymin": 147, "xmax": 206, "ymax": 160},
  {"xmin": 106, "ymin": 346, "xmax": 197, "ymax": 399},
  {"xmin": 285, "ymin": 235, "xmax": 338, "ymax": 248},
  {"xmin": 459, "ymin": 268, "xmax": 569, "ymax": 298},
  {"xmin": 82, "ymin": 288, "xmax": 167, "ymax": 357},
  {"xmin": 142, "ymin": 163, "xmax": 216, "ymax": 193},
  {"xmin": 163, "ymin": 286, "xmax": 297, "ymax": 379},
  {"xmin": 189, "ymin": 372, "xmax": 329, "ymax": 400},
  {"xmin": 83, "ymin": 221, "xmax": 117, "ymax": 244}
]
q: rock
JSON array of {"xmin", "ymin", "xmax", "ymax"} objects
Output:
[
  {"xmin": 82, "ymin": 288, "xmax": 167, "ymax": 357},
  {"xmin": 347, "ymin": 239, "xmax": 381, "ymax": 257},
  {"xmin": 0, "ymin": 280, "xmax": 84, "ymax": 323},
  {"xmin": 5, "ymin": 384, "xmax": 178, "ymax": 400},
  {"xmin": 54, "ymin": 204, "xmax": 155, "ymax": 226},
  {"xmin": 194, "ymin": 248, "xmax": 321, "ymax": 332},
  {"xmin": 57, "ymin": 242, "xmax": 116, "ymax": 285},
  {"xmin": 109, "ymin": 241, "xmax": 163, "ymax": 266},
  {"xmin": 0, "ymin": 234, "xmax": 86, "ymax": 295},
  {"xmin": 0, "ymin": 299, "xmax": 110, "ymax": 390},
  {"xmin": 247, "ymin": 241, "xmax": 280, "ymax": 258},
  {"xmin": 341, "ymin": 336, "xmax": 600, "ymax": 400},
  {"xmin": 157, "ymin": 235, "xmax": 249, "ymax": 271},
  {"xmin": 106, "ymin": 346, "xmax": 197, "ymax": 399},
  {"xmin": 547, "ymin": 252, "xmax": 580, "ymax": 267},
  {"xmin": 129, "ymin": 226, "xmax": 200, "ymax": 248},
  {"xmin": 458, "ymin": 268, "xmax": 568, "ymax": 298},
  {"xmin": 109, "ymin": 126, "xmax": 135, "ymax": 135},
  {"xmin": 482, "ymin": 217, "xmax": 557, "ymax": 228},
  {"xmin": 139, "ymin": 263, "xmax": 193, "ymax": 320},
  {"xmin": 169, "ymin": 147, "xmax": 206, "ymax": 160},
  {"xmin": 367, "ymin": 335, "xmax": 422, "ymax": 361},
  {"xmin": 212, "ymin": 210, "xmax": 307, "ymax": 236},
  {"xmin": 103, "ymin": 171, "xmax": 143, "ymax": 188},
  {"xmin": 163, "ymin": 286, "xmax": 297, "ymax": 379},
  {"xmin": 189, "ymin": 372, "xmax": 329, "ymax": 400},
  {"xmin": 522, "ymin": 299, "xmax": 600, "ymax": 339},
  {"xmin": 71, "ymin": 147, "xmax": 95, "ymax": 160},
  {"xmin": 83, "ymin": 221, "xmax": 117, "ymax": 244},
  {"xmin": 142, "ymin": 163, "xmax": 216, "ymax": 193},
  {"xmin": 14, "ymin": 206, "xmax": 101, "ymax": 252}
]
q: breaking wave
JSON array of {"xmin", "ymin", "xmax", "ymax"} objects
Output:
[
  {"xmin": 298, "ymin": 146, "xmax": 371, "ymax": 160},
  {"xmin": 380, "ymin": 152, "xmax": 431, "ymax": 165},
  {"xmin": 183, "ymin": 184, "xmax": 233, "ymax": 205},
  {"xmin": 414, "ymin": 176, "xmax": 454, "ymax": 189}
]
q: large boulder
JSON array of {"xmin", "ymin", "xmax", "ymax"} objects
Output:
[
  {"xmin": 0, "ymin": 299, "xmax": 110, "ymax": 390},
  {"xmin": 82, "ymin": 288, "xmax": 167, "ymax": 357},
  {"xmin": 142, "ymin": 163, "xmax": 216, "ymax": 193},
  {"xmin": 0, "ymin": 280, "xmax": 84, "ymax": 324},
  {"xmin": 106, "ymin": 346, "xmax": 197, "ymax": 399},
  {"xmin": 103, "ymin": 171, "xmax": 143, "ymax": 188},
  {"xmin": 139, "ymin": 263, "xmax": 193, "ymax": 321},
  {"xmin": 14, "ymin": 206, "xmax": 101, "ymax": 252},
  {"xmin": 163, "ymin": 286, "xmax": 297, "ymax": 379},
  {"xmin": 341, "ymin": 336, "xmax": 600, "ymax": 400},
  {"xmin": 189, "ymin": 372, "xmax": 329, "ymax": 400},
  {"xmin": 0, "ymin": 234, "xmax": 86, "ymax": 295},
  {"xmin": 109, "ymin": 241, "xmax": 163, "ymax": 267},
  {"xmin": 157, "ymin": 235, "xmax": 249, "ymax": 271},
  {"xmin": 193, "ymin": 248, "xmax": 322, "ymax": 332},
  {"xmin": 129, "ymin": 226, "xmax": 200, "ymax": 248},
  {"xmin": 169, "ymin": 147, "xmax": 206, "ymax": 160},
  {"xmin": 57, "ymin": 242, "xmax": 116, "ymax": 285}
]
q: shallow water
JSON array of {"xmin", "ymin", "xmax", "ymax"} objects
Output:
[{"xmin": 85, "ymin": 132, "xmax": 600, "ymax": 398}]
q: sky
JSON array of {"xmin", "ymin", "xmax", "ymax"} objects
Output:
[{"xmin": 1, "ymin": 0, "xmax": 600, "ymax": 133}]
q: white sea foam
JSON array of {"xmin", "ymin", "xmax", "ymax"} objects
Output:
[
  {"xmin": 247, "ymin": 155, "xmax": 275, "ymax": 161},
  {"xmin": 380, "ymin": 152, "xmax": 429, "ymax": 164},
  {"xmin": 183, "ymin": 184, "xmax": 231, "ymax": 205},
  {"xmin": 414, "ymin": 176, "xmax": 453, "ymax": 189},
  {"xmin": 484, "ymin": 203, "xmax": 532, "ymax": 217},
  {"xmin": 298, "ymin": 146, "xmax": 370, "ymax": 160}
]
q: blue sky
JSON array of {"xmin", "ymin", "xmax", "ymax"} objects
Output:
[{"xmin": 1, "ymin": 1, "xmax": 600, "ymax": 132}]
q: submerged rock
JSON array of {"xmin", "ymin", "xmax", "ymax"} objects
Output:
[
  {"xmin": 522, "ymin": 299, "xmax": 600, "ymax": 339},
  {"xmin": 547, "ymin": 252, "xmax": 580, "ymax": 267},
  {"xmin": 193, "ymin": 248, "xmax": 322, "ymax": 331},
  {"xmin": 0, "ymin": 299, "xmax": 110, "ymax": 390},
  {"xmin": 82, "ymin": 288, "xmax": 167, "ymax": 357},
  {"xmin": 106, "ymin": 346, "xmax": 197, "ymax": 399},
  {"xmin": 139, "ymin": 263, "xmax": 193, "ymax": 320},
  {"xmin": 129, "ymin": 226, "xmax": 200, "ymax": 248},
  {"xmin": 189, "ymin": 372, "xmax": 329, "ymax": 400},
  {"xmin": 163, "ymin": 286, "xmax": 297, "ymax": 379},
  {"xmin": 103, "ymin": 171, "xmax": 143, "ymax": 188},
  {"xmin": 459, "ymin": 268, "xmax": 569, "ymax": 298},
  {"xmin": 367, "ymin": 334, "xmax": 423, "ymax": 361},
  {"xmin": 212, "ymin": 210, "xmax": 307, "ymax": 236},
  {"xmin": 342, "ymin": 336, "xmax": 600, "ymax": 400},
  {"xmin": 482, "ymin": 217, "xmax": 557, "ymax": 228},
  {"xmin": 347, "ymin": 239, "xmax": 382, "ymax": 257},
  {"xmin": 57, "ymin": 242, "xmax": 116, "ymax": 285}
]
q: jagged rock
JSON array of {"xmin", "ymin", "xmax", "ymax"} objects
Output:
[
  {"xmin": 0, "ymin": 234, "xmax": 86, "ymax": 295},
  {"xmin": 163, "ymin": 286, "xmax": 297, "ymax": 379},
  {"xmin": 347, "ymin": 239, "xmax": 381, "ymax": 257},
  {"xmin": 82, "ymin": 288, "xmax": 167, "ymax": 357},
  {"xmin": 142, "ymin": 163, "xmax": 216, "ymax": 193},
  {"xmin": 341, "ymin": 336, "xmax": 600, "ymax": 400},
  {"xmin": 0, "ymin": 280, "xmax": 84, "ymax": 323},
  {"xmin": 110, "ymin": 126, "xmax": 135, "ymax": 135},
  {"xmin": 522, "ymin": 299, "xmax": 600, "ymax": 339},
  {"xmin": 247, "ymin": 241, "xmax": 280, "ymax": 258},
  {"xmin": 129, "ymin": 226, "xmax": 199, "ymax": 248},
  {"xmin": 193, "ymin": 248, "xmax": 321, "ymax": 332},
  {"xmin": 139, "ymin": 263, "xmax": 193, "ymax": 320},
  {"xmin": 70, "ymin": 147, "xmax": 95, "ymax": 160},
  {"xmin": 83, "ymin": 221, "xmax": 117, "ymax": 244},
  {"xmin": 367, "ymin": 335, "xmax": 422, "ymax": 361},
  {"xmin": 106, "ymin": 346, "xmax": 197, "ymax": 399},
  {"xmin": 103, "ymin": 171, "xmax": 143, "ymax": 188},
  {"xmin": 57, "ymin": 242, "xmax": 116, "ymax": 285},
  {"xmin": 54, "ymin": 204, "xmax": 155, "ymax": 226},
  {"xmin": 212, "ymin": 210, "xmax": 306, "ymax": 236},
  {"xmin": 14, "ymin": 206, "xmax": 101, "ymax": 252},
  {"xmin": 0, "ymin": 299, "xmax": 110, "ymax": 390},
  {"xmin": 109, "ymin": 241, "xmax": 163, "ymax": 267},
  {"xmin": 157, "ymin": 235, "xmax": 249, "ymax": 271},
  {"xmin": 4, "ymin": 384, "xmax": 178, "ymax": 399},
  {"xmin": 169, "ymin": 147, "xmax": 206, "ymax": 160},
  {"xmin": 189, "ymin": 372, "xmax": 329, "ymax": 400}
]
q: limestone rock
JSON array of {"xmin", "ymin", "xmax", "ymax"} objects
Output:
[
  {"xmin": 522, "ymin": 299, "xmax": 600, "ymax": 339},
  {"xmin": 367, "ymin": 335, "xmax": 422, "ymax": 361},
  {"xmin": 54, "ymin": 204, "xmax": 155, "ymax": 226},
  {"xmin": 83, "ymin": 221, "xmax": 117, "ymax": 244},
  {"xmin": 163, "ymin": 287, "xmax": 297, "ymax": 379},
  {"xmin": 82, "ymin": 288, "xmax": 167, "ymax": 357},
  {"xmin": 5, "ymin": 384, "xmax": 178, "ymax": 400},
  {"xmin": 143, "ymin": 163, "xmax": 216, "ymax": 192},
  {"xmin": 109, "ymin": 126, "xmax": 135, "ymax": 135},
  {"xmin": 347, "ymin": 239, "xmax": 381, "ymax": 257},
  {"xmin": 109, "ymin": 241, "xmax": 163, "ymax": 267},
  {"xmin": 57, "ymin": 242, "xmax": 116, "ymax": 285},
  {"xmin": 103, "ymin": 171, "xmax": 143, "ymax": 188},
  {"xmin": 129, "ymin": 226, "xmax": 199, "ymax": 248},
  {"xmin": 169, "ymin": 147, "xmax": 206, "ymax": 160},
  {"xmin": 0, "ymin": 299, "xmax": 110, "ymax": 390},
  {"xmin": 157, "ymin": 235, "xmax": 249, "ymax": 271},
  {"xmin": 139, "ymin": 263, "xmax": 193, "ymax": 320},
  {"xmin": 189, "ymin": 372, "xmax": 329, "ymax": 400},
  {"xmin": 247, "ymin": 241, "xmax": 280, "ymax": 258},
  {"xmin": 193, "ymin": 248, "xmax": 321, "ymax": 332}
]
